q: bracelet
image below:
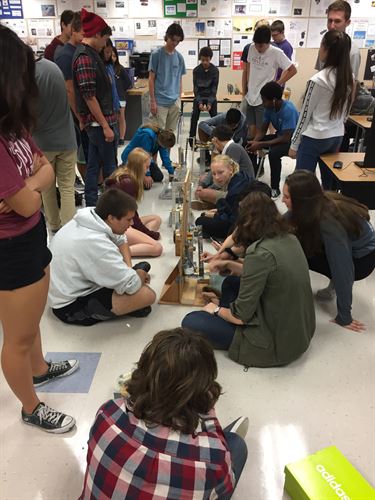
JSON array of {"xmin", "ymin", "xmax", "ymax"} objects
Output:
[{"xmin": 224, "ymin": 247, "xmax": 239, "ymax": 260}]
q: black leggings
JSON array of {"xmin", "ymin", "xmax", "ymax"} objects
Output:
[
  {"xmin": 195, "ymin": 215, "xmax": 233, "ymax": 239},
  {"xmin": 308, "ymin": 250, "xmax": 375, "ymax": 281}
]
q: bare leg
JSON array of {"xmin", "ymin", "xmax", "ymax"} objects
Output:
[
  {"xmin": 111, "ymin": 286, "xmax": 156, "ymax": 316},
  {"xmin": 0, "ymin": 268, "xmax": 50, "ymax": 414},
  {"xmin": 119, "ymin": 108, "xmax": 126, "ymax": 141},
  {"xmin": 140, "ymin": 215, "xmax": 161, "ymax": 232},
  {"xmin": 126, "ymin": 226, "xmax": 163, "ymax": 257}
]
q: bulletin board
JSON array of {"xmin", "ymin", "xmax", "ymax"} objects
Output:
[
  {"xmin": 198, "ymin": 38, "xmax": 232, "ymax": 67},
  {"xmin": 0, "ymin": 0, "xmax": 24, "ymax": 18},
  {"xmin": 163, "ymin": 0, "xmax": 197, "ymax": 18}
]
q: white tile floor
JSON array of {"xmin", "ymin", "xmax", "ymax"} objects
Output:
[{"xmin": 1, "ymin": 125, "xmax": 375, "ymax": 500}]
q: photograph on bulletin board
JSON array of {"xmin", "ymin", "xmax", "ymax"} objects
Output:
[{"xmin": 164, "ymin": 0, "xmax": 197, "ymax": 18}]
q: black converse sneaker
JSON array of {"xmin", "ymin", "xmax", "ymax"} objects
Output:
[
  {"xmin": 22, "ymin": 403, "xmax": 75, "ymax": 433},
  {"xmin": 33, "ymin": 359, "xmax": 79, "ymax": 387}
]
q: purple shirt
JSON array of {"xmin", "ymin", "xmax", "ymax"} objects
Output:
[{"xmin": 272, "ymin": 39, "xmax": 293, "ymax": 81}]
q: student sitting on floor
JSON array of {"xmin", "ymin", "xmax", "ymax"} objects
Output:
[
  {"xmin": 183, "ymin": 192, "xmax": 315, "ymax": 368},
  {"xmin": 189, "ymin": 46, "xmax": 219, "ymax": 147},
  {"xmin": 79, "ymin": 327, "xmax": 248, "ymax": 500},
  {"xmin": 195, "ymin": 125, "xmax": 255, "ymax": 207},
  {"xmin": 246, "ymin": 81, "xmax": 298, "ymax": 199},
  {"xmin": 106, "ymin": 148, "xmax": 163, "ymax": 257},
  {"xmin": 48, "ymin": 189, "xmax": 156, "ymax": 326},
  {"xmin": 283, "ymin": 170, "xmax": 375, "ymax": 333},
  {"xmin": 121, "ymin": 123, "xmax": 176, "ymax": 189},
  {"xmin": 195, "ymin": 155, "xmax": 251, "ymax": 240}
]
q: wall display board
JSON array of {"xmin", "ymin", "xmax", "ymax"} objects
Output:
[
  {"xmin": 94, "ymin": 0, "xmax": 128, "ymax": 17},
  {"xmin": 306, "ymin": 17, "xmax": 326, "ymax": 47},
  {"xmin": 283, "ymin": 17, "xmax": 308, "ymax": 48},
  {"xmin": 0, "ymin": 0, "xmax": 23, "ymax": 18},
  {"xmin": 128, "ymin": 0, "xmax": 162, "ymax": 17},
  {"xmin": 197, "ymin": 0, "xmax": 231, "ymax": 18},
  {"xmin": 231, "ymin": 33, "xmax": 250, "ymax": 68},
  {"xmin": 163, "ymin": 0, "xmax": 197, "ymax": 18},
  {"xmin": 23, "ymin": 0, "xmax": 57, "ymax": 18},
  {"xmin": 107, "ymin": 18, "xmax": 135, "ymax": 37},
  {"xmin": 198, "ymin": 38, "xmax": 231, "ymax": 67},
  {"xmin": 291, "ymin": 0, "xmax": 309, "ymax": 16},
  {"xmin": 181, "ymin": 18, "xmax": 232, "ymax": 37},
  {"xmin": 178, "ymin": 39, "xmax": 198, "ymax": 68},
  {"xmin": 56, "ymin": 0, "xmax": 93, "ymax": 14},
  {"xmin": 1, "ymin": 18, "xmax": 27, "ymax": 35},
  {"xmin": 28, "ymin": 18, "xmax": 56, "ymax": 36}
]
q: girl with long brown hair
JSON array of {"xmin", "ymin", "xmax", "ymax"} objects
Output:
[
  {"xmin": 283, "ymin": 170, "xmax": 375, "ymax": 333},
  {"xmin": 106, "ymin": 147, "xmax": 163, "ymax": 257},
  {"xmin": 184, "ymin": 191, "xmax": 315, "ymax": 367},
  {"xmin": 289, "ymin": 30, "xmax": 354, "ymax": 189}
]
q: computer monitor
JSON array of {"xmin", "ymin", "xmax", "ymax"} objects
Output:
[
  {"xmin": 355, "ymin": 107, "xmax": 375, "ymax": 169},
  {"xmin": 129, "ymin": 52, "xmax": 150, "ymax": 79}
]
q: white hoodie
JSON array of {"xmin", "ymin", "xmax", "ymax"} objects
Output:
[
  {"xmin": 290, "ymin": 67, "xmax": 349, "ymax": 151},
  {"xmin": 48, "ymin": 207, "xmax": 141, "ymax": 309}
]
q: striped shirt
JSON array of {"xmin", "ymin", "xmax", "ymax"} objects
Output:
[{"xmin": 79, "ymin": 398, "xmax": 235, "ymax": 499}]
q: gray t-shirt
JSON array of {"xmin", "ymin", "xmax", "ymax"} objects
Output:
[
  {"xmin": 33, "ymin": 58, "xmax": 76, "ymax": 152},
  {"xmin": 315, "ymin": 40, "xmax": 361, "ymax": 79}
]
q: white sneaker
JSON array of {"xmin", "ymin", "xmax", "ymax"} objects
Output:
[
  {"xmin": 316, "ymin": 280, "xmax": 335, "ymax": 300},
  {"xmin": 271, "ymin": 188, "xmax": 281, "ymax": 199},
  {"xmin": 230, "ymin": 417, "xmax": 249, "ymax": 439}
]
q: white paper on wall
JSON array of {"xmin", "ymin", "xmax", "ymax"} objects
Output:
[
  {"xmin": 248, "ymin": 0, "xmax": 264, "ymax": 14},
  {"xmin": 198, "ymin": 0, "xmax": 231, "ymax": 18},
  {"xmin": 351, "ymin": 0, "xmax": 375, "ymax": 19},
  {"xmin": 2, "ymin": 19, "xmax": 28, "ymax": 37},
  {"xmin": 128, "ymin": 0, "xmax": 162, "ymax": 18},
  {"xmin": 23, "ymin": 0, "xmax": 57, "ymax": 18},
  {"xmin": 205, "ymin": 19, "xmax": 232, "ymax": 38},
  {"xmin": 134, "ymin": 39, "xmax": 162, "ymax": 53},
  {"xmin": 178, "ymin": 39, "xmax": 199, "ymax": 69},
  {"xmin": 232, "ymin": 33, "xmax": 251, "ymax": 51},
  {"xmin": 56, "ymin": 0, "xmax": 93, "ymax": 14},
  {"xmin": 267, "ymin": 0, "xmax": 292, "ymax": 16},
  {"xmin": 291, "ymin": 0, "xmax": 310, "ymax": 16},
  {"xmin": 28, "ymin": 18, "xmax": 56, "ymax": 37},
  {"xmin": 94, "ymin": 0, "xmax": 129, "ymax": 17},
  {"xmin": 232, "ymin": 3, "xmax": 248, "ymax": 16},
  {"xmin": 108, "ymin": 18, "xmax": 135, "ymax": 38},
  {"xmin": 284, "ymin": 17, "xmax": 308, "ymax": 48},
  {"xmin": 134, "ymin": 19, "xmax": 157, "ymax": 36},
  {"xmin": 309, "ymin": 0, "xmax": 330, "ymax": 17},
  {"xmin": 157, "ymin": 19, "xmax": 181, "ymax": 39},
  {"xmin": 306, "ymin": 17, "xmax": 326, "ymax": 47},
  {"xmin": 180, "ymin": 19, "xmax": 197, "ymax": 38},
  {"xmin": 348, "ymin": 19, "xmax": 368, "ymax": 49}
]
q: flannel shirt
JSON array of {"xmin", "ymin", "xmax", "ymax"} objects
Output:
[
  {"xmin": 73, "ymin": 53, "xmax": 117, "ymax": 129},
  {"xmin": 79, "ymin": 398, "xmax": 235, "ymax": 500}
]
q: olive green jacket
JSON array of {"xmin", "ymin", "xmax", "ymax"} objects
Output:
[{"xmin": 228, "ymin": 234, "xmax": 316, "ymax": 368}]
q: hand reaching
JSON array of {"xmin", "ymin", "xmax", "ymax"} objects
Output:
[{"xmin": 330, "ymin": 318, "xmax": 366, "ymax": 333}]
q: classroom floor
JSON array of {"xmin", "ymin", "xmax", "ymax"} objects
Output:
[{"xmin": 1, "ymin": 120, "xmax": 374, "ymax": 500}]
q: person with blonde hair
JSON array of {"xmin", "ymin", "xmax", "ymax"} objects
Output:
[
  {"xmin": 106, "ymin": 148, "xmax": 162, "ymax": 257},
  {"xmin": 195, "ymin": 155, "xmax": 251, "ymax": 239}
]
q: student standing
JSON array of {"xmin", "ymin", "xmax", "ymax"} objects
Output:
[
  {"xmin": 0, "ymin": 26, "xmax": 77, "ymax": 434},
  {"xmin": 112, "ymin": 46, "xmax": 133, "ymax": 145},
  {"xmin": 289, "ymin": 30, "xmax": 354, "ymax": 189},
  {"xmin": 189, "ymin": 46, "xmax": 219, "ymax": 146},
  {"xmin": 148, "ymin": 23, "xmax": 186, "ymax": 132},
  {"xmin": 72, "ymin": 9, "xmax": 117, "ymax": 207},
  {"xmin": 44, "ymin": 10, "xmax": 74, "ymax": 61},
  {"xmin": 270, "ymin": 20, "xmax": 293, "ymax": 83}
]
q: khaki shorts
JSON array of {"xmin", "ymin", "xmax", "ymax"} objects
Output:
[{"xmin": 150, "ymin": 99, "xmax": 181, "ymax": 131}]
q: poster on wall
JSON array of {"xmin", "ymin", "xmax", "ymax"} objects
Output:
[
  {"xmin": 108, "ymin": 19, "xmax": 135, "ymax": 38},
  {"xmin": 198, "ymin": 38, "xmax": 231, "ymax": 67},
  {"xmin": 157, "ymin": 18, "xmax": 181, "ymax": 39},
  {"xmin": 267, "ymin": 0, "xmax": 292, "ymax": 16},
  {"xmin": 178, "ymin": 39, "xmax": 198, "ymax": 69},
  {"xmin": 283, "ymin": 17, "xmax": 308, "ymax": 48},
  {"xmin": 232, "ymin": 33, "xmax": 250, "ymax": 69},
  {"xmin": 56, "ymin": 0, "xmax": 92, "ymax": 14},
  {"xmin": 206, "ymin": 19, "xmax": 232, "ymax": 37},
  {"xmin": 28, "ymin": 18, "xmax": 56, "ymax": 37},
  {"xmin": 232, "ymin": 17, "xmax": 257, "ymax": 33},
  {"xmin": 163, "ymin": 0, "xmax": 197, "ymax": 18},
  {"xmin": 23, "ymin": 0, "xmax": 57, "ymax": 19},
  {"xmin": 1, "ymin": 18, "xmax": 28, "ymax": 36},
  {"xmin": 128, "ymin": 0, "xmax": 162, "ymax": 18},
  {"xmin": 309, "ymin": 0, "xmax": 330, "ymax": 18},
  {"xmin": 0, "ymin": 0, "xmax": 23, "ymax": 18},
  {"xmin": 94, "ymin": 0, "xmax": 128, "ymax": 17},
  {"xmin": 306, "ymin": 17, "xmax": 326, "ymax": 47},
  {"xmin": 291, "ymin": 0, "xmax": 310, "ymax": 16},
  {"xmin": 197, "ymin": 0, "xmax": 231, "ymax": 18},
  {"xmin": 134, "ymin": 19, "xmax": 157, "ymax": 36}
]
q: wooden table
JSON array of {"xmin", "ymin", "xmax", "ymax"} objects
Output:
[
  {"xmin": 320, "ymin": 152, "xmax": 375, "ymax": 208},
  {"xmin": 347, "ymin": 115, "xmax": 372, "ymax": 152},
  {"xmin": 180, "ymin": 93, "xmax": 243, "ymax": 114},
  {"xmin": 125, "ymin": 80, "xmax": 150, "ymax": 140}
]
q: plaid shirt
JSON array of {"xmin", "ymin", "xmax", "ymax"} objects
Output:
[
  {"xmin": 73, "ymin": 52, "xmax": 117, "ymax": 129},
  {"xmin": 79, "ymin": 398, "xmax": 235, "ymax": 500}
]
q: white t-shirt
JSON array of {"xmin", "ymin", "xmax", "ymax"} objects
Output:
[{"xmin": 246, "ymin": 44, "xmax": 293, "ymax": 106}]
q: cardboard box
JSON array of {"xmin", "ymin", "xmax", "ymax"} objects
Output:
[{"xmin": 284, "ymin": 446, "xmax": 375, "ymax": 500}]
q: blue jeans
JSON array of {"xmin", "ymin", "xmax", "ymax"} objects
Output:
[
  {"xmin": 221, "ymin": 419, "xmax": 248, "ymax": 499},
  {"xmin": 296, "ymin": 135, "xmax": 342, "ymax": 190},
  {"xmin": 182, "ymin": 276, "xmax": 241, "ymax": 349},
  {"xmin": 85, "ymin": 126, "xmax": 117, "ymax": 206}
]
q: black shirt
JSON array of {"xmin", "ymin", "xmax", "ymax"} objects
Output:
[{"xmin": 193, "ymin": 63, "xmax": 219, "ymax": 104}]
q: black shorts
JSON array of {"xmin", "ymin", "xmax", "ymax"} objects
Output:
[
  {"xmin": 52, "ymin": 287, "xmax": 116, "ymax": 326},
  {"xmin": 0, "ymin": 215, "xmax": 52, "ymax": 290}
]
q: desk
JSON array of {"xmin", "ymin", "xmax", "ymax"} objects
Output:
[
  {"xmin": 125, "ymin": 80, "xmax": 149, "ymax": 140},
  {"xmin": 347, "ymin": 115, "xmax": 372, "ymax": 151},
  {"xmin": 320, "ymin": 152, "xmax": 375, "ymax": 208},
  {"xmin": 180, "ymin": 93, "xmax": 243, "ymax": 114}
]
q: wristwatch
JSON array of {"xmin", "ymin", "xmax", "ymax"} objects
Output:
[
  {"xmin": 213, "ymin": 306, "xmax": 221, "ymax": 317},
  {"xmin": 224, "ymin": 247, "xmax": 239, "ymax": 260}
]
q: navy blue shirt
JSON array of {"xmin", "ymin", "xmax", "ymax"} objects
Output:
[
  {"xmin": 55, "ymin": 42, "xmax": 76, "ymax": 81},
  {"xmin": 263, "ymin": 100, "xmax": 299, "ymax": 136}
]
